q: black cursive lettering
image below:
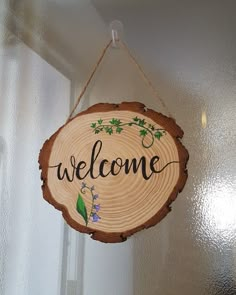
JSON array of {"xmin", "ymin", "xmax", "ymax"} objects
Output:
[{"xmin": 49, "ymin": 140, "xmax": 179, "ymax": 182}]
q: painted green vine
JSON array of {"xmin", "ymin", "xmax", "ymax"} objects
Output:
[{"xmin": 91, "ymin": 116, "xmax": 166, "ymax": 148}]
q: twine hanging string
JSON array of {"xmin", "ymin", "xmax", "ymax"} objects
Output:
[
  {"xmin": 119, "ymin": 40, "xmax": 173, "ymax": 118},
  {"xmin": 67, "ymin": 39, "xmax": 112, "ymax": 122},
  {"xmin": 67, "ymin": 39, "xmax": 173, "ymax": 122}
]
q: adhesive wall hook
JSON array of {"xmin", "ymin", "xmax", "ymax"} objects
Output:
[
  {"xmin": 109, "ymin": 20, "xmax": 124, "ymax": 48},
  {"xmin": 111, "ymin": 29, "xmax": 119, "ymax": 47}
]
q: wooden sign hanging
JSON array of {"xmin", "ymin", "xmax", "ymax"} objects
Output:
[{"xmin": 39, "ymin": 102, "xmax": 188, "ymax": 243}]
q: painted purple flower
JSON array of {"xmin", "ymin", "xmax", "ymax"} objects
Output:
[
  {"xmin": 93, "ymin": 204, "xmax": 100, "ymax": 212},
  {"xmin": 81, "ymin": 182, "xmax": 86, "ymax": 189},
  {"xmin": 91, "ymin": 213, "xmax": 101, "ymax": 222},
  {"xmin": 93, "ymin": 194, "xmax": 99, "ymax": 200}
]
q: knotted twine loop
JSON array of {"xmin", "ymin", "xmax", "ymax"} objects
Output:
[{"xmin": 67, "ymin": 39, "xmax": 173, "ymax": 123}]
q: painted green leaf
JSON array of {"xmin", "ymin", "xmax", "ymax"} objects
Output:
[
  {"xmin": 116, "ymin": 127, "xmax": 123, "ymax": 134},
  {"xmin": 95, "ymin": 129, "xmax": 100, "ymax": 134},
  {"xmin": 91, "ymin": 123, "xmax": 96, "ymax": 128},
  {"xmin": 76, "ymin": 194, "xmax": 88, "ymax": 225},
  {"xmin": 115, "ymin": 119, "xmax": 121, "ymax": 126},
  {"xmin": 138, "ymin": 119, "xmax": 146, "ymax": 127},
  {"xmin": 106, "ymin": 127, "xmax": 113, "ymax": 135},
  {"xmin": 109, "ymin": 118, "xmax": 121, "ymax": 126},
  {"xmin": 98, "ymin": 119, "xmax": 103, "ymax": 125},
  {"xmin": 133, "ymin": 116, "xmax": 139, "ymax": 122},
  {"xmin": 109, "ymin": 118, "xmax": 116, "ymax": 125},
  {"xmin": 154, "ymin": 131, "xmax": 163, "ymax": 140},
  {"xmin": 140, "ymin": 129, "xmax": 147, "ymax": 137}
]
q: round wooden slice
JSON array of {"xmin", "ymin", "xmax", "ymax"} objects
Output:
[{"xmin": 39, "ymin": 102, "xmax": 189, "ymax": 243}]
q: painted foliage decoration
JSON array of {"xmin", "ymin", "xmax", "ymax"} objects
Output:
[{"xmin": 39, "ymin": 102, "xmax": 189, "ymax": 243}]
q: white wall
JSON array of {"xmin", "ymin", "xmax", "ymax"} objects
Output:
[
  {"xmin": 82, "ymin": 1, "xmax": 236, "ymax": 294},
  {"xmin": 0, "ymin": 39, "xmax": 70, "ymax": 295}
]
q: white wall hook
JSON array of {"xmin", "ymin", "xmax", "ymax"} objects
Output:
[
  {"xmin": 111, "ymin": 29, "xmax": 119, "ymax": 47},
  {"xmin": 109, "ymin": 20, "xmax": 124, "ymax": 48}
]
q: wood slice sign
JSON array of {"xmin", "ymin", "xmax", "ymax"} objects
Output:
[{"xmin": 39, "ymin": 102, "xmax": 189, "ymax": 243}]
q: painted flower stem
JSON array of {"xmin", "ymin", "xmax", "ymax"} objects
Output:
[{"xmin": 80, "ymin": 184, "xmax": 100, "ymax": 225}]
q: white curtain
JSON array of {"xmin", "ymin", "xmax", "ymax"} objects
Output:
[{"xmin": 0, "ymin": 36, "xmax": 70, "ymax": 295}]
